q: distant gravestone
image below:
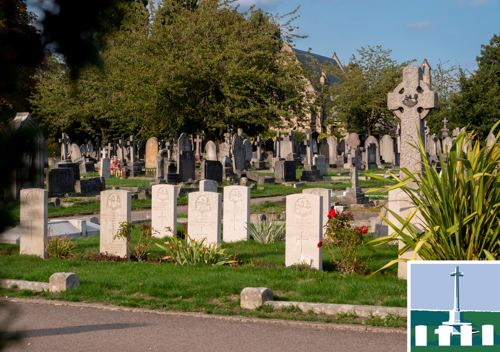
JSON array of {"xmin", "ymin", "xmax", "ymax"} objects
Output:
[
  {"xmin": 379, "ymin": 135, "xmax": 395, "ymax": 164},
  {"xmin": 223, "ymin": 186, "xmax": 250, "ymax": 242},
  {"xmin": 442, "ymin": 137, "xmax": 454, "ymax": 154},
  {"xmin": 177, "ymin": 133, "xmax": 192, "ymax": 161},
  {"xmin": 46, "ymin": 168, "xmax": 75, "ymax": 196},
  {"xmin": 319, "ymin": 137, "xmax": 329, "ymax": 162},
  {"xmin": 326, "ymin": 136, "xmax": 338, "ymax": 165},
  {"xmin": 70, "ymin": 143, "xmax": 82, "ymax": 162},
  {"xmin": 265, "ymin": 138, "xmax": 274, "ymax": 155},
  {"xmin": 346, "ymin": 132, "xmax": 361, "ymax": 150},
  {"xmin": 487, "ymin": 133, "xmax": 496, "ymax": 147},
  {"xmin": 20, "ymin": 188, "xmax": 48, "ymax": 258},
  {"xmin": 274, "ymin": 160, "xmax": 296, "ymax": 182},
  {"xmin": 243, "ymin": 139, "xmax": 253, "ymax": 168},
  {"xmin": 188, "ymin": 191, "xmax": 221, "ymax": 247},
  {"xmin": 205, "ymin": 141, "xmax": 218, "ymax": 161},
  {"xmin": 100, "ymin": 190, "xmax": 131, "ymax": 258},
  {"xmin": 313, "ymin": 155, "xmax": 327, "ymax": 176},
  {"xmin": 100, "ymin": 149, "xmax": 110, "ymax": 179},
  {"xmin": 55, "ymin": 162, "xmax": 80, "ymax": 182},
  {"xmin": 177, "ymin": 151, "xmax": 195, "ymax": 182},
  {"xmin": 59, "ymin": 133, "xmax": 70, "ymax": 160},
  {"xmin": 303, "ymin": 188, "xmax": 331, "ymax": 235},
  {"xmin": 145, "ymin": 137, "xmax": 159, "ymax": 169},
  {"xmin": 79, "ymin": 161, "xmax": 95, "ymax": 174},
  {"xmin": 200, "ymin": 180, "xmax": 217, "ymax": 192},
  {"xmin": 232, "ymin": 129, "xmax": 246, "ymax": 173},
  {"xmin": 151, "ymin": 184, "xmax": 177, "ymax": 238},
  {"xmin": 201, "ymin": 160, "xmax": 223, "ymax": 183},
  {"xmin": 285, "ymin": 194, "xmax": 323, "ymax": 270},
  {"xmin": 365, "ymin": 135, "xmax": 381, "ymax": 168}
]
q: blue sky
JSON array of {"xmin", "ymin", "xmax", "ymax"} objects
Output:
[
  {"xmin": 409, "ymin": 261, "xmax": 500, "ymax": 312},
  {"xmin": 232, "ymin": 0, "xmax": 499, "ymax": 72}
]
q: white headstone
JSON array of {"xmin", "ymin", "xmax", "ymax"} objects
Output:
[
  {"xmin": 223, "ymin": 185, "xmax": 250, "ymax": 242},
  {"xmin": 20, "ymin": 189, "xmax": 48, "ymax": 258},
  {"xmin": 100, "ymin": 190, "xmax": 131, "ymax": 258},
  {"xmin": 302, "ymin": 188, "xmax": 331, "ymax": 235},
  {"xmin": 379, "ymin": 135, "xmax": 395, "ymax": 164},
  {"xmin": 199, "ymin": 180, "xmax": 218, "ymax": 192},
  {"xmin": 188, "ymin": 191, "xmax": 221, "ymax": 246},
  {"xmin": 285, "ymin": 194, "xmax": 323, "ymax": 270},
  {"xmin": 205, "ymin": 141, "xmax": 218, "ymax": 161},
  {"xmin": 482, "ymin": 325, "xmax": 494, "ymax": 346},
  {"xmin": 145, "ymin": 137, "xmax": 159, "ymax": 169},
  {"xmin": 151, "ymin": 185, "xmax": 177, "ymax": 238},
  {"xmin": 415, "ymin": 325, "xmax": 427, "ymax": 346}
]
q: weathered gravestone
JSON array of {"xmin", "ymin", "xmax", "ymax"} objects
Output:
[
  {"xmin": 177, "ymin": 133, "xmax": 192, "ymax": 161},
  {"xmin": 76, "ymin": 177, "xmax": 105, "ymax": 194},
  {"xmin": 274, "ymin": 160, "xmax": 296, "ymax": 182},
  {"xmin": 285, "ymin": 194, "xmax": 323, "ymax": 270},
  {"xmin": 346, "ymin": 132, "xmax": 361, "ymax": 150},
  {"xmin": 302, "ymin": 188, "xmax": 331, "ymax": 235},
  {"xmin": 193, "ymin": 135, "xmax": 203, "ymax": 162},
  {"xmin": 20, "ymin": 188, "xmax": 48, "ymax": 258},
  {"xmin": 151, "ymin": 185, "xmax": 177, "ymax": 238},
  {"xmin": 145, "ymin": 137, "xmax": 159, "ymax": 169},
  {"xmin": 188, "ymin": 191, "xmax": 221, "ymax": 247},
  {"xmin": 46, "ymin": 168, "xmax": 75, "ymax": 196},
  {"xmin": 3, "ymin": 113, "xmax": 48, "ymax": 199},
  {"xmin": 54, "ymin": 162, "xmax": 80, "ymax": 183},
  {"xmin": 100, "ymin": 190, "xmax": 131, "ymax": 258},
  {"xmin": 205, "ymin": 141, "xmax": 218, "ymax": 161},
  {"xmin": 344, "ymin": 148, "xmax": 369, "ymax": 204},
  {"xmin": 199, "ymin": 180, "xmax": 217, "ymax": 192},
  {"xmin": 59, "ymin": 133, "xmax": 70, "ymax": 161},
  {"xmin": 313, "ymin": 155, "xmax": 327, "ymax": 176},
  {"xmin": 379, "ymin": 135, "xmax": 395, "ymax": 165},
  {"xmin": 487, "ymin": 133, "xmax": 496, "ymax": 148},
  {"xmin": 243, "ymin": 139, "xmax": 253, "ymax": 169},
  {"xmin": 100, "ymin": 149, "xmax": 110, "ymax": 179},
  {"xmin": 223, "ymin": 186, "xmax": 250, "ymax": 242},
  {"xmin": 364, "ymin": 135, "xmax": 382, "ymax": 168},
  {"xmin": 70, "ymin": 143, "xmax": 83, "ymax": 162},
  {"xmin": 177, "ymin": 151, "xmax": 195, "ymax": 182},
  {"xmin": 299, "ymin": 132, "xmax": 322, "ymax": 181},
  {"xmin": 387, "ymin": 65, "xmax": 437, "ymax": 279},
  {"xmin": 79, "ymin": 161, "xmax": 95, "ymax": 174}
]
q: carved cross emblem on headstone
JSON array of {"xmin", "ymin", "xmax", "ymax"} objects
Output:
[{"xmin": 387, "ymin": 65, "xmax": 438, "ymax": 175}]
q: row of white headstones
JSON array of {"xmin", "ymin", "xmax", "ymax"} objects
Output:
[
  {"xmin": 19, "ymin": 184, "xmax": 332, "ymax": 268},
  {"xmin": 415, "ymin": 325, "xmax": 494, "ymax": 346}
]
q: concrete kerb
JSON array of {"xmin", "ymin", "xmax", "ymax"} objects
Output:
[
  {"xmin": 0, "ymin": 273, "xmax": 80, "ymax": 293},
  {"xmin": 1, "ymin": 298, "xmax": 406, "ymax": 334},
  {"xmin": 241, "ymin": 287, "xmax": 406, "ymax": 319}
]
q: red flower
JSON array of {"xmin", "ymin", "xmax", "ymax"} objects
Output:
[
  {"xmin": 317, "ymin": 241, "xmax": 323, "ymax": 248},
  {"xmin": 327, "ymin": 208, "xmax": 337, "ymax": 219},
  {"xmin": 360, "ymin": 226, "xmax": 368, "ymax": 234}
]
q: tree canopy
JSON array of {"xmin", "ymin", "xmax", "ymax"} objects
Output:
[{"xmin": 30, "ymin": 0, "xmax": 312, "ymax": 142}]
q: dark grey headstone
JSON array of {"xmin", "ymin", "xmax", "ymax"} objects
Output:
[
  {"xmin": 75, "ymin": 177, "xmax": 105, "ymax": 194},
  {"xmin": 79, "ymin": 161, "xmax": 95, "ymax": 174},
  {"xmin": 177, "ymin": 151, "xmax": 195, "ymax": 182},
  {"xmin": 201, "ymin": 160, "xmax": 223, "ymax": 183},
  {"xmin": 274, "ymin": 160, "xmax": 296, "ymax": 181},
  {"xmin": 54, "ymin": 162, "xmax": 80, "ymax": 182},
  {"xmin": 46, "ymin": 168, "xmax": 75, "ymax": 196}
]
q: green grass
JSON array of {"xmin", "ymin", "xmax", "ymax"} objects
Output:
[
  {"xmin": 105, "ymin": 176, "xmax": 150, "ymax": 188},
  {"xmin": 0, "ymin": 231, "xmax": 405, "ymax": 326},
  {"xmin": 250, "ymin": 201, "xmax": 286, "ymax": 214}
]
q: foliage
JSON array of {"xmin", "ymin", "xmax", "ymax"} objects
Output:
[
  {"xmin": 115, "ymin": 221, "xmax": 154, "ymax": 261},
  {"xmin": 0, "ymin": 0, "xmax": 44, "ymax": 132},
  {"xmin": 450, "ymin": 33, "xmax": 500, "ymax": 140},
  {"xmin": 246, "ymin": 219, "xmax": 286, "ymax": 243},
  {"xmin": 316, "ymin": 45, "xmax": 414, "ymax": 136},
  {"xmin": 46, "ymin": 236, "xmax": 76, "ymax": 259},
  {"xmin": 324, "ymin": 210, "xmax": 371, "ymax": 274},
  {"xmin": 366, "ymin": 124, "xmax": 500, "ymax": 277},
  {"xmin": 32, "ymin": 0, "xmax": 313, "ymax": 142},
  {"xmin": 156, "ymin": 234, "xmax": 235, "ymax": 266}
]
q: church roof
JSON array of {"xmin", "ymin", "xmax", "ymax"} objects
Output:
[{"xmin": 291, "ymin": 48, "xmax": 341, "ymax": 87}]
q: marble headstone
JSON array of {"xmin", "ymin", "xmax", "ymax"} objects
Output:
[
  {"xmin": 188, "ymin": 191, "xmax": 222, "ymax": 247},
  {"xmin": 100, "ymin": 190, "xmax": 131, "ymax": 258},
  {"xmin": 223, "ymin": 186, "xmax": 250, "ymax": 242},
  {"xmin": 151, "ymin": 185, "xmax": 177, "ymax": 238}
]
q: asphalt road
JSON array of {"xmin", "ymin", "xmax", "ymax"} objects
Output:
[{"xmin": 2, "ymin": 300, "xmax": 406, "ymax": 352}]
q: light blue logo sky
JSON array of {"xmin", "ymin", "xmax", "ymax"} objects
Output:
[{"xmin": 410, "ymin": 261, "xmax": 500, "ymax": 312}]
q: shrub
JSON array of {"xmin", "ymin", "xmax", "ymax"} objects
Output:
[
  {"xmin": 115, "ymin": 221, "xmax": 154, "ymax": 261},
  {"xmin": 366, "ymin": 123, "xmax": 500, "ymax": 276},
  {"xmin": 324, "ymin": 210, "xmax": 370, "ymax": 274},
  {"xmin": 246, "ymin": 219, "xmax": 285, "ymax": 243},
  {"xmin": 156, "ymin": 234, "xmax": 235, "ymax": 266},
  {"xmin": 46, "ymin": 235, "xmax": 76, "ymax": 259}
]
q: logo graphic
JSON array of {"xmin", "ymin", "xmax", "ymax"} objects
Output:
[
  {"xmin": 107, "ymin": 193, "xmax": 121, "ymax": 210},
  {"xmin": 293, "ymin": 198, "xmax": 312, "ymax": 217}
]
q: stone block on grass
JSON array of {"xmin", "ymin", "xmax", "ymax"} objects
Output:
[
  {"xmin": 49, "ymin": 273, "xmax": 80, "ymax": 292},
  {"xmin": 240, "ymin": 287, "xmax": 273, "ymax": 309}
]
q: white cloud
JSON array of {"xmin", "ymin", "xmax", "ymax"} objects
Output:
[{"xmin": 405, "ymin": 21, "xmax": 432, "ymax": 31}]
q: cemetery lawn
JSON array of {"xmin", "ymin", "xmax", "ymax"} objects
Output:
[{"xmin": 0, "ymin": 232, "xmax": 407, "ymax": 328}]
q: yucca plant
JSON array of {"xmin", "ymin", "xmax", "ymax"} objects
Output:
[
  {"xmin": 156, "ymin": 234, "xmax": 235, "ymax": 266},
  {"xmin": 365, "ymin": 122, "xmax": 500, "ymax": 276},
  {"xmin": 246, "ymin": 219, "xmax": 285, "ymax": 243}
]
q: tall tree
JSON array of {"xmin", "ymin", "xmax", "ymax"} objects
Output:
[
  {"xmin": 450, "ymin": 33, "xmax": 500, "ymax": 140},
  {"xmin": 318, "ymin": 46, "xmax": 413, "ymax": 136}
]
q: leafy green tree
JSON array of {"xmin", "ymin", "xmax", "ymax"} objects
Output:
[
  {"xmin": 450, "ymin": 34, "xmax": 500, "ymax": 140},
  {"xmin": 317, "ymin": 46, "xmax": 413, "ymax": 136}
]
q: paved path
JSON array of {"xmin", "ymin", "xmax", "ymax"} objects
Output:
[{"xmin": 2, "ymin": 300, "xmax": 406, "ymax": 352}]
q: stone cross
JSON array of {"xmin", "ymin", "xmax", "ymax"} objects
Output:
[
  {"xmin": 450, "ymin": 266, "xmax": 464, "ymax": 313},
  {"xmin": 59, "ymin": 133, "xmax": 70, "ymax": 160},
  {"xmin": 305, "ymin": 132, "xmax": 314, "ymax": 166},
  {"xmin": 101, "ymin": 148, "xmax": 108, "ymax": 159},
  {"xmin": 127, "ymin": 135, "xmax": 137, "ymax": 163},
  {"xmin": 288, "ymin": 130, "xmax": 295, "ymax": 143},
  {"xmin": 441, "ymin": 118, "xmax": 449, "ymax": 138},
  {"xmin": 388, "ymin": 65, "xmax": 438, "ymax": 177},
  {"xmin": 165, "ymin": 140, "xmax": 174, "ymax": 160},
  {"xmin": 275, "ymin": 132, "xmax": 282, "ymax": 158},
  {"xmin": 193, "ymin": 135, "xmax": 203, "ymax": 157}
]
